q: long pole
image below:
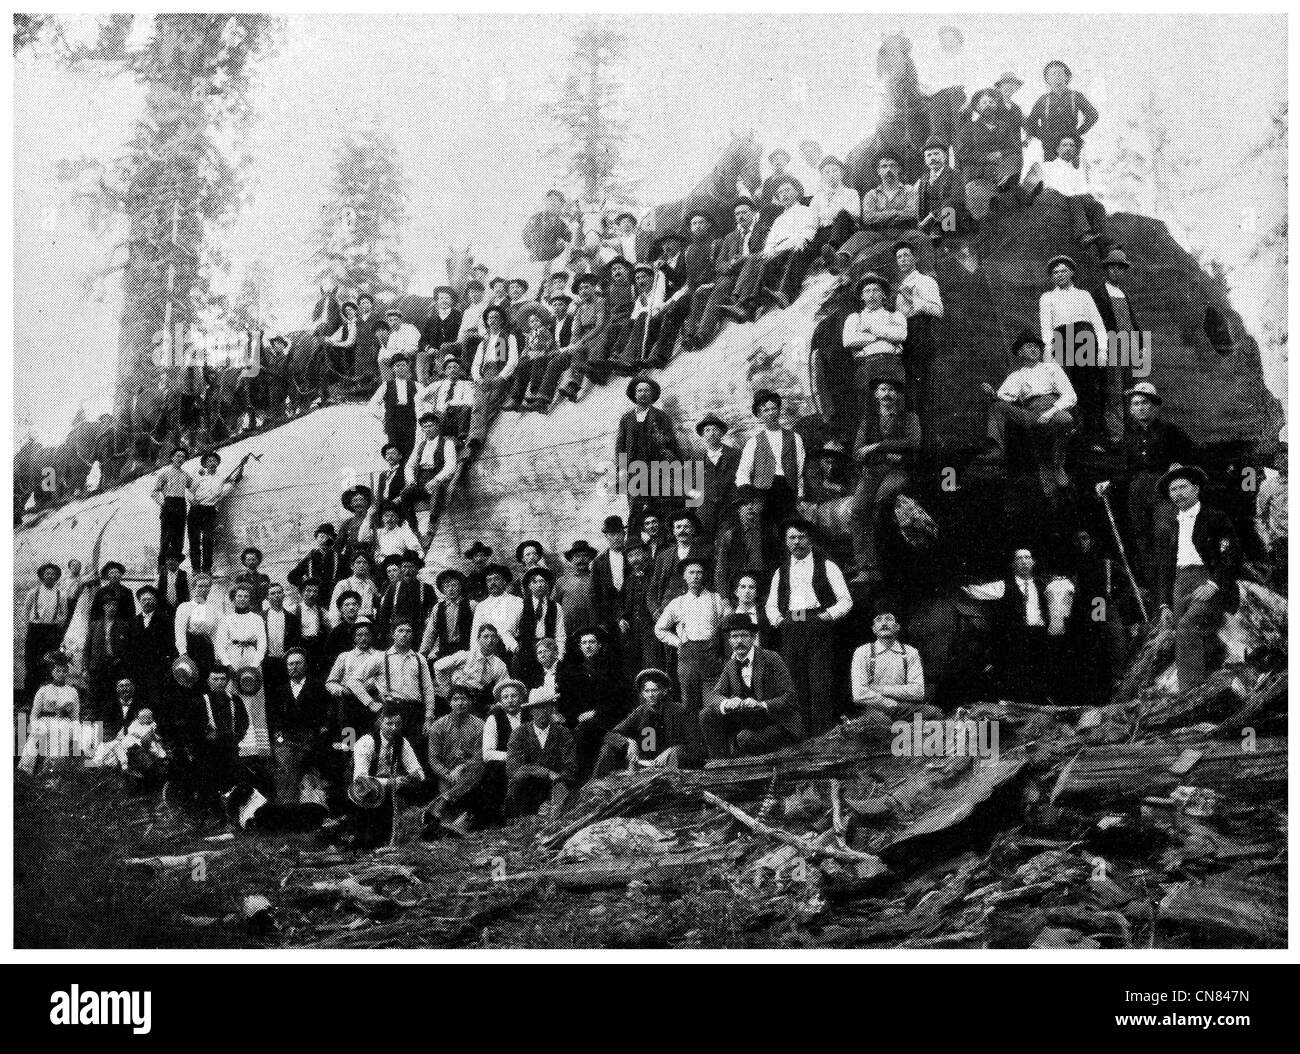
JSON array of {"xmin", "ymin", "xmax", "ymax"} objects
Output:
[{"xmin": 1099, "ymin": 486, "xmax": 1149, "ymax": 624}]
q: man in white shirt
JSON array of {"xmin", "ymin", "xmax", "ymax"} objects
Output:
[
  {"xmin": 470, "ymin": 565, "xmax": 524, "ymax": 656},
  {"xmin": 1040, "ymin": 252, "xmax": 1109, "ymax": 449},
  {"xmin": 1040, "ymin": 132, "xmax": 1108, "ymax": 250},
  {"xmin": 738, "ymin": 178, "xmax": 816, "ymax": 317},
  {"xmin": 849, "ymin": 606, "xmax": 932, "ymax": 720},
  {"xmin": 400, "ymin": 412, "xmax": 458, "ymax": 534},
  {"xmin": 893, "ymin": 241, "xmax": 943, "ymax": 423},
  {"xmin": 735, "ymin": 389, "xmax": 806, "ymax": 538},
  {"xmin": 350, "ymin": 704, "xmax": 424, "ymax": 848},
  {"xmin": 765, "ymin": 518, "xmax": 852, "ymax": 735},
  {"xmin": 379, "ymin": 308, "xmax": 421, "ymax": 378},
  {"xmin": 425, "ymin": 353, "xmax": 477, "ymax": 445},
  {"xmin": 23, "ymin": 562, "xmax": 67, "ymax": 702},
  {"xmin": 980, "ymin": 330, "xmax": 1077, "ymax": 489},
  {"xmin": 261, "ymin": 582, "xmax": 297, "ymax": 699},
  {"xmin": 328, "ymin": 621, "xmax": 386, "ymax": 734},
  {"xmin": 330, "ymin": 553, "xmax": 381, "ymax": 625},
  {"xmin": 842, "ymin": 273, "xmax": 908, "ymax": 404},
  {"xmin": 807, "ymin": 155, "xmax": 860, "ymax": 271},
  {"xmin": 654, "ymin": 556, "xmax": 727, "ymax": 762}
]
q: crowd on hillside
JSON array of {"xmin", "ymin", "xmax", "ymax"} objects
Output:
[{"xmin": 18, "ymin": 30, "xmax": 1288, "ymax": 848}]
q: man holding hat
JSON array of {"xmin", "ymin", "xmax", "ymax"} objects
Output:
[
  {"xmin": 981, "ymin": 329, "xmax": 1077, "ymax": 490},
  {"xmin": 1027, "ymin": 60, "xmax": 1099, "ymax": 163},
  {"xmin": 765, "ymin": 517, "xmax": 852, "ymax": 736},
  {"xmin": 401, "ymin": 411, "xmax": 458, "ymax": 532},
  {"xmin": 842, "ymin": 273, "xmax": 908, "ymax": 407},
  {"xmin": 701, "ymin": 613, "xmax": 802, "ymax": 761},
  {"xmin": 592, "ymin": 668, "xmax": 680, "ymax": 776},
  {"xmin": 504, "ymin": 691, "xmax": 577, "ymax": 819},
  {"xmin": 368, "ymin": 352, "xmax": 427, "ymax": 462},
  {"xmin": 850, "ymin": 378, "xmax": 921, "ymax": 583},
  {"xmin": 23, "ymin": 561, "xmax": 67, "ymax": 701},
  {"xmin": 616, "ymin": 375, "xmax": 684, "ymax": 533},
  {"xmin": 1156, "ymin": 466, "xmax": 1240, "ymax": 690},
  {"xmin": 1097, "ymin": 381, "xmax": 1197, "ymax": 587},
  {"xmin": 350, "ymin": 703, "xmax": 424, "ymax": 848},
  {"xmin": 417, "ymin": 286, "xmax": 463, "ymax": 386},
  {"xmin": 694, "ymin": 413, "xmax": 740, "ymax": 540}
]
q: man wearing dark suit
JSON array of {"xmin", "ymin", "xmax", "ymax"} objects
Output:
[
  {"xmin": 917, "ymin": 136, "xmax": 967, "ymax": 242},
  {"xmin": 695, "ymin": 198, "xmax": 767, "ymax": 345},
  {"xmin": 671, "ymin": 214, "xmax": 720, "ymax": 354},
  {"xmin": 86, "ymin": 594, "xmax": 131, "ymax": 724},
  {"xmin": 615, "ymin": 376, "xmax": 683, "ymax": 535},
  {"xmin": 591, "ymin": 516, "xmax": 629, "ymax": 658},
  {"xmin": 104, "ymin": 676, "xmax": 145, "ymax": 741},
  {"xmin": 288, "ymin": 524, "xmax": 345, "ymax": 599},
  {"xmin": 126, "ymin": 585, "xmax": 176, "ymax": 715},
  {"xmin": 1089, "ymin": 246, "xmax": 1144, "ymax": 442},
  {"xmin": 991, "ymin": 548, "xmax": 1052, "ymax": 701},
  {"xmin": 88, "ymin": 563, "xmax": 135, "ymax": 622},
  {"xmin": 376, "ymin": 554, "xmax": 437, "ymax": 645},
  {"xmin": 643, "ymin": 232, "xmax": 691, "ymax": 368},
  {"xmin": 693, "ymin": 414, "xmax": 741, "ymax": 541},
  {"xmin": 713, "ymin": 486, "xmax": 770, "ymax": 598},
  {"xmin": 374, "ymin": 444, "xmax": 408, "ymax": 508},
  {"xmin": 336, "ymin": 486, "xmax": 376, "ymax": 568},
  {"xmin": 503, "ymin": 696, "xmax": 577, "ymax": 818},
  {"xmin": 156, "ymin": 556, "xmax": 190, "ymax": 613},
  {"xmin": 417, "ymin": 287, "xmax": 463, "ymax": 385},
  {"xmin": 262, "ymin": 583, "xmax": 303, "ymax": 700},
  {"xmin": 646, "ymin": 510, "xmax": 712, "ymax": 622},
  {"xmin": 1157, "ymin": 466, "xmax": 1240, "ymax": 690},
  {"xmin": 267, "ymin": 647, "xmax": 332, "ymax": 806},
  {"xmin": 620, "ymin": 545, "xmax": 662, "ymax": 684},
  {"xmin": 700, "ymin": 614, "xmax": 803, "ymax": 760},
  {"xmin": 190, "ymin": 667, "xmax": 250, "ymax": 820}
]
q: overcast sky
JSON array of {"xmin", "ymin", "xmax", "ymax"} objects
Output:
[{"xmin": 13, "ymin": 12, "xmax": 1287, "ymax": 443}]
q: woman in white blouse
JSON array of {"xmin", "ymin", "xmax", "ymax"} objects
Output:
[{"xmin": 174, "ymin": 572, "xmax": 224, "ymax": 682}]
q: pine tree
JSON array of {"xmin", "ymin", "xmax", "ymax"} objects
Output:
[
  {"xmin": 19, "ymin": 14, "xmax": 277, "ymax": 414},
  {"xmin": 312, "ymin": 120, "xmax": 411, "ymax": 302},
  {"xmin": 548, "ymin": 19, "xmax": 639, "ymax": 227}
]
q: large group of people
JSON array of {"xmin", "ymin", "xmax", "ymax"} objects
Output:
[{"xmin": 17, "ymin": 29, "xmax": 1285, "ymax": 852}]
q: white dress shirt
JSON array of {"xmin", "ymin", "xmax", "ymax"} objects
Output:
[
  {"xmin": 655, "ymin": 589, "xmax": 727, "ymax": 645},
  {"xmin": 764, "ymin": 202, "xmax": 817, "ymax": 256},
  {"xmin": 471, "ymin": 593, "xmax": 524, "ymax": 653},
  {"xmin": 997, "ymin": 359, "xmax": 1078, "ymax": 412},
  {"xmin": 1042, "ymin": 156, "xmax": 1093, "ymax": 198},
  {"xmin": 1176, "ymin": 503, "xmax": 1204, "ymax": 567},
  {"xmin": 896, "ymin": 270, "xmax": 944, "ymax": 319},
  {"xmin": 765, "ymin": 555, "xmax": 853, "ymax": 624},
  {"xmin": 1039, "ymin": 286, "xmax": 1109, "ymax": 358}
]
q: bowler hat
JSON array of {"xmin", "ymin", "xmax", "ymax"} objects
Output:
[
  {"xmin": 602, "ymin": 515, "xmax": 627, "ymax": 533},
  {"xmin": 315, "ymin": 523, "xmax": 337, "ymax": 539},
  {"xmin": 464, "ymin": 542, "xmax": 493, "ymax": 559},
  {"xmin": 1044, "ymin": 59, "xmax": 1072, "ymax": 81},
  {"xmin": 720, "ymin": 613, "xmax": 758, "ymax": 636},
  {"xmin": 1101, "ymin": 246, "xmax": 1132, "ymax": 269},
  {"xmin": 172, "ymin": 655, "xmax": 199, "ymax": 689},
  {"xmin": 923, "ymin": 136, "xmax": 949, "ymax": 154},
  {"xmin": 627, "ymin": 375, "xmax": 661, "ymax": 402},
  {"xmin": 1158, "ymin": 464, "xmax": 1209, "ymax": 499},
  {"xmin": 234, "ymin": 665, "xmax": 263, "ymax": 696}
]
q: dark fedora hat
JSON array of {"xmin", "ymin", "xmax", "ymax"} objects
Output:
[
  {"xmin": 463, "ymin": 541, "xmax": 493, "ymax": 559},
  {"xmin": 923, "ymin": 135, "xmax": 949, "ymax": 154},
  {"xmin": 695, "ymin": 412, "xmax": 729, "ymax": 436},
  {"xmin": 380, "ymin": 441, "xmax": 403, "ymax": 458},
  {"xmin": 315, "ymin": 522, "xmax": 337, "ymax": 539},
  {"xmin": 874, "ymin": 148, "xmax": 904, "ymax": 168},
  {"xmin": 101, "ymin": 561, "xmax": 126, "ymax": 578},
  {"xmin": 668, "ymin": 508, "xmax": 702, "ymax": 532},
  {"xmin": 1158, "ymin": 464, "xmax": 1209, "ymax": 499},
  {"xmin": 342, "ymin": 484, "xmax": 374, "ymax": 510},
  {"xmin": 482, "ymin": 562, "xmax": 514, "ymax": 583},
  {"xmin": 602, "ymin": 515, "xmax": 626, "ymax": 533},
  {"xmin": 565, "ymin": 540, "xmax": 598, "ymax": 561},
  {"xmin": 731, "ymin": 483, "xmax": 764, "ymax": 508},
  {"xmin": 522, "ymin": 565, "xmax": 555, "ymax": 587},
  {"xmin": 399, "ymin": 551, "xmax": 425, "ymax": 569},
  {"xmin": 1101, "ymin": 246, "xmax": 1132, "ymax": 269},
  {"xmin": 436, "ymin": 567, "xmax": 467, "ymax": 592},
  {"xmin": 751, "ymin": 388, "xmax": 781, "ymax": 415},
  {"xmin": 720, "ymin": 612, "xmax": 758, "ymax": 635},
  {"xmin": 627, "ymin": 375, "xmax": 661, "ymax": 402},
  {"xmin": 1011, "ymin": 329, "xmax": 1045, "ymax": 354},
  {"xmin": 36, "ymin": 562, "xmax": 61, "ymax": 579},
  {"xmin": 240, "ymin": 546, "xmax": 263, "ymax": 562},
  {"xmin": 573, "ymin": 272, "xmax": 599, "ymax": 290},
  {"xmin": 515, "ymin": 539, "xmax": 545, "ymax": 563},
  {"xmin": 380, "ymin": 554, "xmax": 405, "ymax": 573},
  {"xmin": 779, "ymin": 515, "xmax": 816, "ymax": 536},
  {"xmin": 602, "ymin": 256, "xmax": 633, "ymax": 279},
  {"xmin": 651, "ymin": 231, "xmax": 685, "ymax": 258}
]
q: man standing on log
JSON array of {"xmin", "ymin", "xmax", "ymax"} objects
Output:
[{"xmin": 1156, "ymin": 466, "xmax": 1240, "ymax": 691}]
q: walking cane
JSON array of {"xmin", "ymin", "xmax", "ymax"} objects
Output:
[{"xmin": 1098, "ymin": 484, "xmax": 1149, "ymax": 624}]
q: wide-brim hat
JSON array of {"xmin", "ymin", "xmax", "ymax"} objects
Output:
[
  {"xmin": 1125, "ymin": 381, "xmax": 1162, "ymax": 404},
  {"xmin": 874, "ymin": 148, "xmax": 904, "ymax": 169},
  {"xmin": 516, "ymin": 539, "xmax": 545, "ymax": 563},
  {"xmin": 435, "ymin": 567, "xmax": 467, "ymax": 592},
  {"xmin": 508, "ymin": 278, "xmax": 530, "ymax": 293},
  {"xmin": 241, "ymin": 547, "xmax": 263, "ymax": 563},
  {"xmin": 635, "ymin": 667, "xmax": 672, "ymax": 691},
  {"xmin": 380, "ymin": 554, "xmax": 405, "ymax": 573},
  {"xmin": 515, "ymin": 302, "xmax": 553, "ymax": 330},
  {"xmin": 732, "ymin": 484, "xmax": 765, "ymax": 508},
  {"xmin": 565, "ymin": 540, "xmax": 598, "ymax": 561},
  {"xmin": 482, "ymin": 562, "xmax": 514, "ymax": 584},
  {"xmin": 432, "ymin": 285, "xmax": 456, "ymax": 300},
  {"xmin": 751, "ymin": 388, "xmax": 781, "ymax": 415},
  {"xmin": 172, "ymin": 655, "xmax": 199, "ymax": 688},
  {"xmin": 603, "ymin": 256, "xmax": 633, "ymax": 279},
  {"xmin": 1046, "ymin": 254, "xmax": 1077, "ymax": 274},
  {"xmin": 342, "ymin": 484, "xmax": 373, "ymax": 510},
  {"xmin": 627, "ymin": 375, "xmax": 661, "ymax": 402},
  {"xmin": 779, "ymin": 515, "xmax": 816, "ymax": 536},
  {"xmin": 1101, "ymin": 246, "xmax": 1132, "ymax": 269},
  {"xmin": 36, "ymin": 562, "xmax": 61, "ymax": 579},
  {"xmin": 522, "ymin": 566, "xmax": 555, "ymax": 588},
  {"xmin": 817, "ymin": 154, "xmax": 845, "ymax": 172},
  {"xmin": 464, "ymin": 542, "xmax": 493, "ymax": 560},
  {"xmin": 493, "ymin": 678, "xmax": 528, "ymax": 703},
  {"xmin": 1011, "ymin": 329, "xmax": 1045, "ymax": 354},
  {"xmin": 695, "ymin": 412, "xmax": 729, "ymax": 436},
  {"xmin": 923, "ymin": 136, "xmax": 949, "ymax": 154},
  {"xmin": 349, "ymin": 775, "xmax": 386, "ymax": 809},
  {"xmin": 315, "ymin": 522, "xmax": 337, "ymax": 539},
  {"xmin": 234, "ymin": 665, "xmax": 263, "ymax": 696},
  {"xmin": 1044, "ymin": 59, "xmax": 1072, "ymax": 81},
  {"xmin": 573, "ymin": 272, "xmax": 599, "ymax": 290},
  {"xmin": 995, "ymin": 70, "xmax": 1024, "ymax": 89},
  {"xmin": 970, "ymin": 87, "xmax": 1001, "ymax": 109},
  {"xmin": 380, "ymin": 441, "xmax": 403, "ymax": 458},
  {"xmin": 856, "ymin": 272, "xmax": 890, "ymax": 296},
  {"xmin": 399, "ymin": 551, "xmax": 425, "ymax": 570},
  {"xmin": 1158, "ymin": 464, "xmax": 1209, "ymax": 499},
  {"xmin": 335, "ymin": 589, "xmax": 362, "ymax": 609},
  {"xmin": 101, "ymin": 562, "xmax": 126, "ymax": 578},
  {"xmin": 651, "ymin": 232, "xmax": 685, "ymax": 257},
  {"xmin": 684, "ymin": 209, "xmax": 714, "ymax": 228},
  {"xmin": 668, "ymin": 509, "xmax": 702, "ymax": 533},
  {"xmin": 521, "ymin": 693, "xmax": 556, "ymax": 712},
  {"xmin": 677, "ymin": 553, "xmax": 712, "ymax": 575}
]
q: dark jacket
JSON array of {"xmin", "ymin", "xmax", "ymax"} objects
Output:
[
  {"xmin": 267, "ymin": 676, "xmax": 331, "ymax": 737},
  {"xmin": 713, "ymin": 519, "xmax": 770, "ymax": 598},
  {"xmin": 419, "ymin": 309, "xmax": 463, "ymax": 355},
  {"xmin": 86, "ymin": 617, "xmax": 131, "ymax": 674},
  {"xmin": 262, "ymin": 608, "xmax": 303, "ymax": 656},
  {"xmin": 917, "ymin": 165, "xmax": 966, "ymax": 231},
  {"xmin": 556, "ymin": 654, "xmax": 626, "ymax": 729},
  {"xmin": 1119, "ymin": 417, "xmax": 1198, "ymax": 481},
  {"xmin": 127, "ymin": 610, "xmax": 176, "ymax": 678},
  {"xmin": 615, "ymin": 404, "xmax": 681, "ymax": 464},
  {"xmin": 505, "ymin": 720, "xmax": 578, "ymax": 784},
  {"xmin": 711, "ymin": 647, "xmax": 803, "ymax": 741},
  {"xmin": 956, "ymin": 117, "xmax": 1021, "ymax": 176},
  {"xmin": 288, "ymin": 547, "xmax": 345, "ymax": 595},
  {"xmin": 377, "ymin": 579, "xmax": 437, "ymax": 641},
  {"xmin": 854, "ymin": 408, "xmax": 922, "ymax": 473},
  {"xmin": 156, "ymin": 567, "xmax": 190, "ymax": 610},
  {"xmin": 1157, "ymin": 505, "xmax": 1241, "ymax": 613},
  {"xmin": 375, "ymin": 465, "xmax": 407, "ymax": 507},
  {"xmin": 699, "ymin": 444, "xmax": 741, "ymax": 536},
  {"xmin": 591, "ymin": 550, "xmax": 628, "ymax": 632},
  {"xmin": 715, "ymin": 222, "xmax": 768, "ymax": 276},
  {"xmin": 89, "ymin": 582, "xmax": 135, "ymax": 622},
  {"xmin": 200, "ymin": 690, "xmax": 250, "ymax": 746}
]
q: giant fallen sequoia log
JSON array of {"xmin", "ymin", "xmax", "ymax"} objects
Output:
[
  {"xmin": 1158, "ymin": 874, "xmax": 1286, "ymax": 947},
  {"xmin": 1050, "ymin": 737, "xmax": 1287, "ymax": 805}
]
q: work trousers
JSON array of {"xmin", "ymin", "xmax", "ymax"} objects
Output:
[
  {"xmin": 159, "ymin": 497, "xmax": 187, "ymax": 563},
  {"xmin": 187, "ymin": 504, "xmax": 219, "ymax": 573},
  {"xmin": 1172, "ymin": 566, "xmax": 1226, "ymax": 691},
  {"xmin": 779, "ymin": 614, "xmax": 837, "ymax": 735},
  {"xmin": 699, "ymin": 702, "xmax": 795, "ymax": 761}
]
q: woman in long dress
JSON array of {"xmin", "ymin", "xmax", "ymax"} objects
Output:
[
  {"xmin": 214, "ymin": 582, "xmax": 270, "ymax": 758},
  {"xmin": 173, "ymin": 572, "xmax": 224, "ymax": 685}
]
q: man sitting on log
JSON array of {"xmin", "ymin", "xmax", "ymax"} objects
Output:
[
  {"xmin": 838, "ymin": 151, "xmax": 928, "ymax": 277},
  {"xmin": 1040, "ymin": 132, "xmax": 1109, "ymax": 253},
  {"xmin": 700, "ymin": 613, "xmax": 803, "ymax": 761},
  {"xmin": 401, "ymin": 411, "xmax": 458, "ymax": 533},
  {"xmin": 848, "ymin": 603, "xmax": 936, "ymax": 721},
  {"xmin": 734, "ymin": 177, "xmax": 816, "ymax": 318},
  {"xmin": 591, "ymin": 667, "xmax": 682, "ymax": 777},
  {"xmin": 504, "ymin": 694, "xmax": 577, "ymax": 819}
]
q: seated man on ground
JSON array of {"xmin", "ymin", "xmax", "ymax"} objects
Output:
[
  {"xmin": 848, "ymin": 605, "xmax": 938, "ymax": 722},
  {"xmin": 350, "ymin": 703, "xmax": 424, "ymax": 849},
  {"xmin": 700, "ymin": 614, "xmax": 804, "ymax": 761},
  {"xmin": 503, "ymin": 694, "xmax": 577, "ymax": 820},
  {"xmin": 591, "ymin": 667, "xmax": 681, "ymax": 777},
  {"xmin": 423, "ymin": 684, "xmax": 485, "ymax": 837},
  {"xmin": 478, "ymin": 678, "xmax": 527, "ymax": 825}
]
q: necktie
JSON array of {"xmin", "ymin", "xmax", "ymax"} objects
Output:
[{"xmin": 106, "ymin": 621, "xmax": 115, "ymax": 659}]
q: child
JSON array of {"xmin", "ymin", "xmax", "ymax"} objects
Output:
[{"xmin": 116, "ymin": 708, "xmax": 168, "ymax": 780}]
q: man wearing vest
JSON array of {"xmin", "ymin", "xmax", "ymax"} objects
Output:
[
  {"xmin": 701, "ymin": 613, "xmax": 802, "ymax": 761},
  {"xmin": 984, "ymin": 548, "xmax": 1052, "ymax": 702},
  {"xmin": 764, "ymin": 518, "xmax": 853, "ymax": 735},
  {"xmin": 401, "ymin": 411, "xmax": 458, "ymax": 534},
  {"xmin": 350, "ymin": 703, "xmax": 424, "ymax": 849},
  {"xmin": 735, "ymin": 389, "xmax": 806, "ymax": 548},
  {"xmin": 1156, "ymin": 466, "xmax": 1240, "ymax": 691},
  {"xmin": 377, "ymin": 552, "xmax": 437, "ymax": 647},
  {"xmin": 478, "ymin": 678, "xmax": 527, "ymax": 825},
  {"xmin": 23, "ymin": 562, "xmax": 67, "ymax": 704},
  {"xmin": 192, "ymin": 666, "xmax": 250, "ymax": 825},
  {"xmin": 1089, "ymin": 246, "xmax": 1143, "ymax": 445},
  {"xmin": 368, "ymin": 353, "xmax": 429, "ymax": 461},
  {"xmin": 849, "ymin": 605, "xmax": 937, "ymax": 721},
  {"xmin": 850, "ymin": 379, "xmax": 922, "ymax": 584},
  {"xmin": 420, "ymin": 568, "xmax": 474, "ymax": 681},
  {"xmin": 516, "ymin": 567, "xmax": 566, "ymax": 670},
  {"xmin": 424, "ymin": 683, "xmax": 485, "ymax": 838}
]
